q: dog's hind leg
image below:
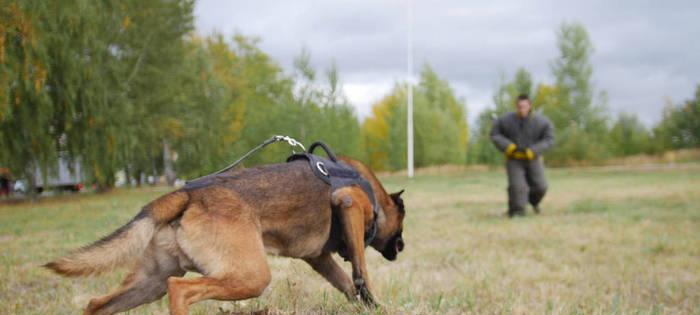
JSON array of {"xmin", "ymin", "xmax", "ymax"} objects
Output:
[
  {"xmin": 84, "ymin": 230, "xmax": 185, "ymax": 315},
  {"xmin": 167, "ymin": 198, "xmax": 271, "ymax": 315}
]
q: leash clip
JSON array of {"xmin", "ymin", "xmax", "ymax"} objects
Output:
[
  {"xmin": 188, "ymin": 135, "xmax": 307, "ymax": 183},
  {"xmin": 273, "ymin": 135, "xmax": 306, "ymax": 153}
]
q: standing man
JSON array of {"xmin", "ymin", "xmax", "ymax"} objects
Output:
[{"xmin": 490, "ymin": 94, "xmax": 554, "ymax": 217}]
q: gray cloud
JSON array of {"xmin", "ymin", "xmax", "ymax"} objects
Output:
[{"xmin": 195, "ymin": 0, "xmax": 699, "ymax": 126}]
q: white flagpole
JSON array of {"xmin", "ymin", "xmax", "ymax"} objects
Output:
[{"xmin": 406, "ymin": 0, "xmax": 414, "ymax": 178}]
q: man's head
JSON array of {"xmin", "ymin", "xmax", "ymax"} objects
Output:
[{"xmin": 515, "ymin": 94, "xmax": 532, "ymax": 118}]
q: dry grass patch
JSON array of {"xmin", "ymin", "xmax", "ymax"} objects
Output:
[{"xmin": 1, "ymin": 163, "xmax": 698, "ymax": 314}]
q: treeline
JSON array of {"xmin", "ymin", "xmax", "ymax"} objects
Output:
[
  {"xmin": 466, "ymin": 22, "xmax": 700, "ymax": 166},
  {"xmin": 0, "ymin": 0, "xmax": 363, "ymax": 188},
  {"xmin": 362, "ymin": 66, "xmax": 469, "ymax": 171},
  {"xmin": 1, "ymin": 2, "xmax": 698, "ymax": 188},
  {"xmin": 358, "ymin": 22, "xmax": 699, "ymax": 170}
]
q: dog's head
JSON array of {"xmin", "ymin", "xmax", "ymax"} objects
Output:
[
  {"xmin": 372, "ymin": 189, "xmax": 406, "ymax": 261},
  {"xmin": 336, "ymin": 156, "xmax": 407, "ymax": 262}
]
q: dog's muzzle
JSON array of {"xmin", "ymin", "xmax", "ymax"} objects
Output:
[{"xmin": 381, "ymin": 232, "xmax": 404, "ymax": 261}]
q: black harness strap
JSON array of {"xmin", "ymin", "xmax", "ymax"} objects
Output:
[
  {"xmin": 287, "ymin": 141, "xmax": 379, "ymax": 246},
  {"xmin": 183, "ymin": 136, "xmax": 380, "ymax": 247}
]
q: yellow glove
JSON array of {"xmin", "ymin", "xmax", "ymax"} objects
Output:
[
  {"xmin": 505, "ymin": 143, "xmax": 517, "ymax": 158},
  {"xmin": 524, "ymin": 148, "xmax": 535, "ymax": 160},
  {"xmin": 511, "ymin": 151, "xmax": 523, "ymax": 160},
  {"xmin": 510, "ymin": 147, "xmax": 536, "ymax": 161}
]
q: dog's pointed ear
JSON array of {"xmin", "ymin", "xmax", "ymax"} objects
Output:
[
  {"xmin": 390, "ymin": 189, "xmax": 405, "ymax": 199},
  {"xmin": 389, "ymin": 189, "xmax": 405, "ymax": 213}
]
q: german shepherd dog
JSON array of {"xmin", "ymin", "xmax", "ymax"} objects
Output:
[{"xmin": 45, "ymin": 156, "xmax": 406, "ymax": 315}]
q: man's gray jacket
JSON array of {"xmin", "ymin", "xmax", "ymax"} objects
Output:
[{"xmin": 490, "ymin": 112, "xmax": 555, "ymax": 155}]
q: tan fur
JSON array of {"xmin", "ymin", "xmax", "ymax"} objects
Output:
[
  {"xmin": 45, "ymin": 218, "xmax": 155, "ymax": 277},
  {"xmin": 147, "ymin": 191, "xmax": 190, "ymax": 222},
  {"xmin": 339, "ymin": 157, "xmax": 405, "ymax": 245},
  {"xmin": 45, "ymin": 191, "xmax": 189, "ymax": 277},
  {"xmin": 46, "ymin": 157, "xmax": 405, "ymax": 315},
  {"xmin": 331, "ymin": 186, "xmax": 376, "ymax": 301}
]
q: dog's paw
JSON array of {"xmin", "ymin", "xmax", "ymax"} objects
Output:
[{"xmin": 354, "ymin": 282, "xmax": 378, "ymax": 307}]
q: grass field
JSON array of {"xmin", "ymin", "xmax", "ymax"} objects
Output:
[{"xmin": 1, "ymin": 163, "xmax": 699, "ymax": 314}]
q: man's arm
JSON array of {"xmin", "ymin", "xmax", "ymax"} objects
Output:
[
  {"xmin": 530, "ymin": 117, "xmax": 555, "ymax": 155},
  {"xmin": 490, "ymin": 117, "xmax": 514, "ymax": 152}
]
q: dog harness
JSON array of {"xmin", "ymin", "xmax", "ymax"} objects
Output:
[
  {"xmin": 185, "ymin": 136, "xmax": 380, "ymax": 247},
  {"xmin": 287, "ymin": 142, "xmax": 379, "ymax": 246}
]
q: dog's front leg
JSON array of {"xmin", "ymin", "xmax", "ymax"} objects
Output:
[
  {"xmin": 332, "ymin": 188, "xmax": 377, "ymax": 306},
  {"xmin": 304, "ymin": 253, "xmax": 355, "ymax": 300}
]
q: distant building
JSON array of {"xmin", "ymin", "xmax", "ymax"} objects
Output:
[{"xmin": 31, "ymin": 157, "xmax": 84, "ymax": 193}]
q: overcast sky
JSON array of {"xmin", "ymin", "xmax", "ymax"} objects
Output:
[{"xmin": 194, "ymin": 0, "xmax": 699, "ymax": 126}]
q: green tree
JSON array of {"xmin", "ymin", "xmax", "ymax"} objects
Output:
[
  {"xmin": 0, "ymin": 1, "xmax": 59, "ymax": 189},
  {"xmin": 609, "ymin": 113, "xmax": 651, "ymax": 156},
  {"xmin": 181, "ymin": 34, "xmax": 296, "ymax": 175},
  {"xmin": 0, "ymin": 1, "xmax": 127, "ymax": 189},
  {"xmin": 116, "ymin": 0, "xmax": 195, "ymax": 185},
  {"xmin": 361, "ymin": 86, "xmax": 405, "ymax": 171},
  {"xmin": 652, "ymin": 86, "xmax": 700, "ymax": 151},
  {"xmin": 0, "ymin": 1, "xmax": 196, "ymax": 189},
  {"xmin": 362, "ymin": 65, "xmax": 468, "ymax": 171},
  {"xmin": 415, "ymin": 65, "xmax": 469, "ymax": 166},
  {"xmin": 167, "ymin": 34, "xmax": 243, "ymax": 179},
  {"xmin": 313, "ymin": 62, "xmax": 364, "ymax": 160},
  {"xmin": 513, "ymin": 68, "xmax": 534, "ymax": 98},
  {"xmin": 545, "ymin": 22, "xmax": 610, "ymax": 164},
  {"xmin": 289, "ymin": 51, "xmax": 363, "ymax": 160}
]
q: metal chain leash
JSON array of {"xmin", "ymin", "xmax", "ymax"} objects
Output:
[{"xmin": 187, "ymin": 135, "xmax": 306, "ymax": 183}]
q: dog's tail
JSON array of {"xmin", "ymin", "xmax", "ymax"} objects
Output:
[{"xmin": 44, "ymin": 191, "xmax": 189, "ymax": 277}]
